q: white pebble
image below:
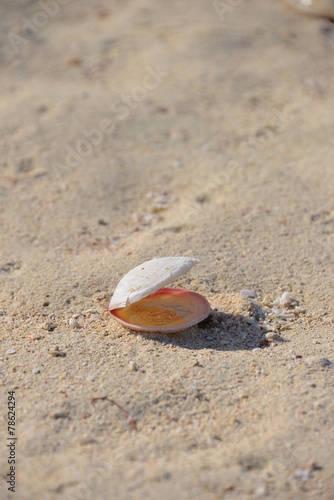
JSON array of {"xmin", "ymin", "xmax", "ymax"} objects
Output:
[
  {"xmin": 69, "ymin": 317, "xmax": 80, "ymax": 328},
  {"xmin": 255, "ymin": 485, "xmax": 268, "ymax": 496},
  {"xmin": 280, "ymin": 313, "xmax": 294, "ymax": 319},
  {"xmin": 280, "ymin": 291, "xmax": 292, "ymax": 307},
  {"xmin": 295, "ymin": 468, "xmax": 311, "ymax": 480},
  {"xmin": 88, "ymin": 314, "xmax": 99, "ymax": 323},
  {"xmin": 6, "ymin": 349, "xmax": 17, "ymax": 355}
]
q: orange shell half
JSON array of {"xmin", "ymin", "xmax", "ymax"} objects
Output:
[{"xmin": 109, "ymin": 287, "xmax": 210, "ymax": 333}]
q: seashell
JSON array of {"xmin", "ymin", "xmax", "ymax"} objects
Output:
[
  {"xmin": 285, "ymin": 0, "xmax": 334, "ymax": 18},
  {"xmin": 109, "ymin": 256, "xmax": 210, "ymax": 333}
]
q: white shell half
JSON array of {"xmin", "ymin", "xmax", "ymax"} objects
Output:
[{"xmin": 109, "ymin": 256, "xmax": 199, "ymax": 310}]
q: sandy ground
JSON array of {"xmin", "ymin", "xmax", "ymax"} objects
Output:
[{"xmin": 1, "ymin": 0, "xmax": 334, "ymax": 498}]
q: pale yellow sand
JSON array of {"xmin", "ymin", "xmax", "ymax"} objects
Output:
[{"xmin": 1, "ymin": 1, "xmax": 334, "ymax": 498}]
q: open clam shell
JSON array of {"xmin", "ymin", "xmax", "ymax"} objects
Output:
[{"xmin": 109, "ymin": 257, "xmax": 211, "ymax": 333}]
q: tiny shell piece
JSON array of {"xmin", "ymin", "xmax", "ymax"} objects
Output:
[{"xmin": 109, "ymin": 256, "xmax": 198, "ymax": 311}]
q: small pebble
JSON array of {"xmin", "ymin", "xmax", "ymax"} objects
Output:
[
  {"xmin": 240, "ymin": 289, "xmax": 257, "ymax": 299},
  {"xmin": 32, "ymin": 368, "xmax": 41, "ymax": 374},
  {"xmin": 294, "ymin": 468, "xmax": 311, "ymax": 480},
  {"xmin": 265, "ymin": 332, "xmax": 283, "ymax": 343},
  {"xmin": 80, "ymin": 438, "xmax": 98, "ymax": 446},
  {"xmin": 271, "ymin": 309, "xmax": 294, "ymax": 319},
  {"xmin": 6, "ymin": 349, "xmax": 16, "ymax": 355},
  {"xmin": 128, "ymin": 361, "xmax": 138, "ymax": 372},
  {"xmin": 254, "ymin": 485, "xmax": 268, "ymax": 496},
  {"xmin": 280, "ymin": 291, "xmax": 292, "ymax": 308},
  {"xmin": 304, "ymin": 356, "xmax": 331, "ymax": 368},
  {"xmin": 262, "ymin": 295, "xmax": 272, "ymax": 307},
  {"xmin": 88, "ymin": 314, "xmax": 99, "ymax": 323},
  {"xmin": 49, "ymin": 347, "xmax": 66, "ymax": 357},
  {"xmin": 98, "ymin": 218, "xmax": 108, "ymax": 225},
  {"xmin": 247, "ymin": 317, "xmax": 257, "ymax": 325},
  {"xmin": 69, "ymin": 317, "xmax": 80, "ymax": 328},
  {"xmin": 42, "ymin": 321, "xmax": 56, "ymax": 332},
  {"xmin": 52, "ymin": 411, "xmax": 69, "ymax": 419},
  {"xmin": 86, "ymin": 309, "xmax": 98, "ymax": 314},
  {"xmin": 29, "ymin": 333, "xmax": 41, "ymax": 340}
]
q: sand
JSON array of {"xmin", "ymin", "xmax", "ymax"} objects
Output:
[{"xmin": 1, "ymin": 1, "xmax": 334, "ymax": 498}]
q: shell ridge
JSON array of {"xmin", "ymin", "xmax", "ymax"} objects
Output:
[{"xmin": 109, "ymin": 256, "xmax": 199, "ymax": 310}]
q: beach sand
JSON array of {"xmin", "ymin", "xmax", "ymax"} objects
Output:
[{"xmin": 1, "ymin": 1, "xmax": 334, "ymax": 498}]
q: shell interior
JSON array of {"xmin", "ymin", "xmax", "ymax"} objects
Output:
[
  {"xmin": 110, "ymin": 287, "xmax": 211, "ymax": 333},
  {"xmin": 109, "ymin": 256, "xmax": 199, "ymax": 311}
]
